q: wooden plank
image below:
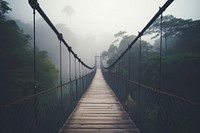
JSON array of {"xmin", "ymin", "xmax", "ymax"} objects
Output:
[
  {"xmin": 63, "ymin": 123, "xmax": 136, "ymax": 129},
  {"xmin": 76, "ymin": 106, "xmax": 122, "ymax": 109},
  {"xmin": 70, "ymin": 113, "xmax": 129, "ymax": 117},
  {"xmin": 76, "ymin": 108, "xmax": 123, "ymax": 110},
  {"xmin": 59, "ymin": 70, "xmax": 140, "ymax": 133},
  {"xmin": 69, "ymin": 116, "xmax": 130, "ymax": 120},
  {"xmin": 74, "ymin": 110, "xmax": 124, "ymax": 114},
  {"xmin": 60, "ymin": 129, "xmax": 140, "ymax": 133},
  {"xmin": 67, "ymin": 119, "xmax": 134, "ymax": 124}
]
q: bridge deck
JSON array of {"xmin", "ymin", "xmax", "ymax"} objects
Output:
[{"xmin": 59, "ymin": 69, "xmax": 140, "ymax": 133}]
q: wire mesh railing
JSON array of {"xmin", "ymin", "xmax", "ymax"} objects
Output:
[
  {"xmin": 0, "ymin": 70, "xmax": 95, "ymax": 133},
  {"xmin": 102, "ymin": 70, "xmax": 200, "ymax": 133},
  {"xmin": 102, "ymin": 0, "xmax": 200, "ymax": 132},
  {"xmin": 0, "ymin": 0, "xmax": 96, "ymax": 132}
]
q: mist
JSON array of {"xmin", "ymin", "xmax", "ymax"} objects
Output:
[
  {"xmin": 12, "ymin": 17, "xmax": 114, "ymax": 83},
  {"xmin": 5, "ymin": 0, "xmax": 200, "ymax": 68}
]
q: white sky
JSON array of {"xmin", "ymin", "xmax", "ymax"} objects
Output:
[
  {"xmin": 6, "ymin": 0, "xmax": 200, "ymax": 64},
  {"xmin": 7, "ymin": 0, "xmax": 200, "ymax": 34}
]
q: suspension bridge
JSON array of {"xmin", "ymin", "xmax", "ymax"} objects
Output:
[{"xmin": 1, "ymin": 0, "xmax": 200, "ymax": 133}]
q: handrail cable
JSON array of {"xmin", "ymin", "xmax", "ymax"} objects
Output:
[
  {"xmin": 107, "ymin": 72, "xmax": 200, "ymax": 107},
  {"xmin": 0, "ymin": 71, "xmax": 94, "ymax": 110}
]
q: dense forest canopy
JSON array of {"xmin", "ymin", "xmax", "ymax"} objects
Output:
[
  {"xmin": 102, "ymin": 15, "xmax": 200, "ymax": 103},
  {"xmin": 0, "ymin": 0, "xmax": 58, "ymax": 105}
]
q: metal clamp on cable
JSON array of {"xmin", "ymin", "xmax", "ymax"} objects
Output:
[
  {"xmin": 28, "ymin": 0, "xmax": 39, "ymax": 9},
  {"xmin": 58, "ymin": 33, "xmax": 63, "ymax": 41},
  {"xmin": 68, "ymin": 46, "xmax": 72, "ymax": 52},
  {"xmin": 74, "ymin": 54, "xmax": 77, "ymax": 58},
  {"xmin": 78, "ymin": 58, "xmax": 81, "ymax": 63},
  {"xmin": 138, "ymin": 31, "xmax": 143, "ymax": 37}
]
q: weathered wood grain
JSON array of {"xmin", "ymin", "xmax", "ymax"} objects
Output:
[{"xmin": 59, "ymin": 70, "xmax": 140, "ymax": 133}]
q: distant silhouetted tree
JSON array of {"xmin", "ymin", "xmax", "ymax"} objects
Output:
[
  {"xmin": 0, "ymin": 0, "xmax": 11, "ymax": 20},
  {"xmin": 146, "ymin": 15, "xmax": 193, "ymax": 52}
]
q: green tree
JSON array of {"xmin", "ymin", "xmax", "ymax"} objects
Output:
[
  {"xmin": 0, "ymin": 1, "xmax": 58, "ymax": 105},
  {"xmin": 146, "ymin": 15, "xmax": 193, "ymax": 52},
  {"xmin": 0, "ymin": 0, "xmax": 11, "ymax": 20},
  {"xmin": 172, "ymin": 20, "xmax": 200, "ymax": 53},
  {"xmin": 101, "ymin": 51, "xmax": 108, "ymax": 59}
]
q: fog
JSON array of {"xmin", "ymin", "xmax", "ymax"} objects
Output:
[{"xmin": 5, "ymin": 0, "xmax": 200, "ymax": 66}]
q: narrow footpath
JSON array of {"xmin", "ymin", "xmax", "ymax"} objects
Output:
[{"xmin": 59, "ymin": 69, "xmax": 140, "ymax": 133}]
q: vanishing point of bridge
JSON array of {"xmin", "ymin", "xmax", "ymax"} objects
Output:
[
  {"xmin": 59, "ymin": 70, "xmax": 140, "ymax": 133},
  {"xmin": 1, "ymin": 0, "xmax": 200, "ymax": 133}
]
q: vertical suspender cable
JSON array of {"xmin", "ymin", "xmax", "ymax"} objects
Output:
[
  {"xmin": 74, "ymin": 56, "xmax": 77, "ymax": 80},
  {"xmin": 139, "ymin": 34, "xmax": 142, "ymax": 89},
  {"xmin": 69, "ymin": 50, "xmax": 73, "ymax": 108},
  {"xmin": 69, "ymin": 51, "xmax": 71, "ymax": 83},
  {"xmin": 33, "ymin": 9, "xmax": 37, "ymax": 94},
  {"xmin": 59, "ymin": 39, "xmax": 62, "ymax": 88},
  {"xmin": 82, "ymin": 65, "xmax": 84, "ymax": 90},
  {"xmin": 78, "ymin": 61, "xmax": 81, "ymax": 98},
  {"xmin": 74, "ymin": 55, "xmax": 77, "ymax": 101},
  {"xmin": 127, "ymin": 48, "xmax": 131, "ymax": 98},
  {"xmin": 121, "ymin": 57, "xmax": 123, "ymax": 77},
  {"xmin": 121, "ymin": 56, "xmax": 124, "ymax": 101},
  {"xmin": 158, "ymin": 12, "xmax": 163, "ymax": 132},
  {"xmin": 117, "ymin": 60, "xmax": 120, "ymax": 94},
  {"xmin": 138, "ymin": 35, "xmax": 142, "ymax": 124},
  {"xmin": 32, "ymin": 8, "xmax": 38, "ymax": 133},
  {"xmin": 159, "ymin": 13, "xmax": 163, "ymax": 98},
  {"xmin": 79, "ymin": 62, "xmax": 81, "ymax": 92},
  {"xmin": 59, "ymin": 38, "xmax": 63, "ymax": 109}
]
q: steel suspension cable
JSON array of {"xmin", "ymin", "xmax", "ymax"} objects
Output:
[
  {"xmin": 74, "ymin": 54, "xmax": 78, "ymax": 101},
  {"xmin": 138, "ymin": 35, "xmax": 142, "ymax": 124},
  {"xmin": 69, "ymin": 49, "xmax": 71, "ymax": 83},
  {"xmin": 58, "ymin": 34, "xmax": 63, "ymax": 109},
  {"xmin": 79, "ymin": 61, "xmax": 82, "ymax": 93},
  {"xmin": 118, "ymin": 60, "xmax": 120, "ymax": 93},
  {"xmin": 81, "ymin": 65, "xmax": 85, "ymax": 90},
  {"xmin": 33, "ymin": 8, "xmax": 37, "ymax": 94},
  {"xmin": 127, "ymin": 47, "xmax": 131, "ymax": 98},
  {"xmin": 102, "ymin": 0, "xmax": 174, "ymax": 69},
  {"xmin": 159, "ymin": 13, "xmax": 163, "ymax": 96},
  {"xmin": 32, "ymin": 8, "xmax": 39, "ymax": 132},
  {"xmin": 69, "ymin": 50, "xmax": 73, "ymax": 107},
  {"xmin": 158, "ymin": 13, "xmax": 163, "ymax": 133},
  {"xmin": 28, "ymin": 0, "xmax": 95, "ymax": 70}
]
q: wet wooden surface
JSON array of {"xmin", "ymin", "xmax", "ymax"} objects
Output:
[{"xmin": 59, "ymin": 69, "xmax": 140, "ymax": 133}]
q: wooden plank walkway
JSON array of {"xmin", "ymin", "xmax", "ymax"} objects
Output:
[{"xmin": 59, "ymin": 69, "xmax": 140, "ymax": 133}]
